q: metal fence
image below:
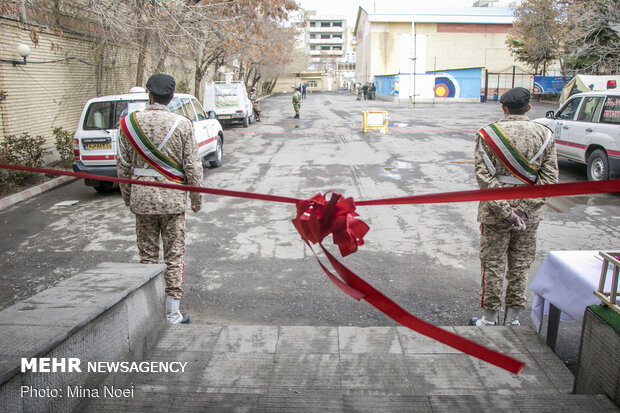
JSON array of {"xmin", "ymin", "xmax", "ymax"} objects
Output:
[{"xmin": 483, "ymin": 66, "xmax": 535, "ymax": 101}]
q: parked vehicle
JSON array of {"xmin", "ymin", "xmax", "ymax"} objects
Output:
[
  {"xmin": 535, "ymin": 89, "xmax": 620, "ymax": 181},
  {"xmin": 203, "ymin": 81, "xmax": 254, "ymax": 127},
  {"xmin": 73, "ymin": 87, "xmax": 224, "ymax": 192}
]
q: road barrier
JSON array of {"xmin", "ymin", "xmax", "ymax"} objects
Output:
[{"xmin": 362, "ymin": 110, "xmax": 388, "ymax": 133}]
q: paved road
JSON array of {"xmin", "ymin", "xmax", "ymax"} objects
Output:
[{"xmin": 1, "ymin": 92, "xmax": 618, "ymax": 371}]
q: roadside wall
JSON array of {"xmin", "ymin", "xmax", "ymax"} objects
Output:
[
  {"xmin": 0, "ymin": 17, "xmax": 198, "ymax": 164},
  {"xmin": 0, "ymin": 18, "xmax": 136, "ymax": 162}
]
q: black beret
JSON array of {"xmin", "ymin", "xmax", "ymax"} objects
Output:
[
  {"xmin": 500, "ymin": 87, "xmax": 530, "ymax": 107},
  {"xmin": 146, "ymin": 74, "xmax": 175, "ymax": 96}
]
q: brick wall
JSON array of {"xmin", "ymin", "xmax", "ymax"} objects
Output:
[{"xmin": 0, "ymin": 17, "xmax": 199, "ymax": 164}]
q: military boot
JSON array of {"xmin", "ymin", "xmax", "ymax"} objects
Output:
[
  {"xmin": 503, "ymin": 307, "xmax": 521, "ymax": 326},
  {"xmin": 165, "ymin": 296, "xmax": 190, "ymax": 325},
  {"xmin": 469, "ymin": 309, "xmax": 499, "ymax": 326}
]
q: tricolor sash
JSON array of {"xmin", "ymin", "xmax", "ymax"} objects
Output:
[
  {"xmin": 477, "ymin": 123, "xmax": 544, "ymax": 185},
  {"xmin": 120, "ymin": 112, "xmax": 186, "ymax": 183}
]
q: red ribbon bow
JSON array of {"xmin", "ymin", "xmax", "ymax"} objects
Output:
[
  {"xmin": 292, "ymin": 192, "xmax": 370, "ymax": 257},
  {"xmin": 291, "ymin": 191, "xmax": 525, "ymax": 375}
]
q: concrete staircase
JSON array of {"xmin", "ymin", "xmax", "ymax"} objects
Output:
[{"xmin": 80, "ymin": 324, "xmax": 619, "ymax": 412}]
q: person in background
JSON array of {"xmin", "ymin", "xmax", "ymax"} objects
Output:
[
  {"xmin": 249, "ymin": 87, "xmax": 261, "ymax": 122},
  {"xmin": 470, "ymin": 87, "xmax": 558, "ymax": 327},
  {"xmin": 292, "ymin": 86, "xmax": 302, "ymax": 119},
  {"xmin": 302, "ymin": 82, "xmax": 307, "ymax": 100}
]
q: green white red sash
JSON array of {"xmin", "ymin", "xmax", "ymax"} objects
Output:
[
  {"xmin": 119, "ymin": 112, "xmax": 186, "ymax": 183},
  {"xmin": 477, "ymin": 123, "xmax": 539, "ymax": 185}
]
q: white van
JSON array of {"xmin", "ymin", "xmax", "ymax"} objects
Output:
[
  {"xmin": 203, "ymin": 81, "xmax": 254, "ymax": 127},
  {"xmin": 535, "ymin": 90, "xmax": 620, "ymax": 181},
  {"xmin": 72, "ymin": 87, "xmax": 224, "ymax": 192}
]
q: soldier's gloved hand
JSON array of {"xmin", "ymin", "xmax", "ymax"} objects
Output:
[
  {"xmin": 506, "ymin": 211, "xmax": 526, "ymax": 231},
  {"xmin": 514, "ymin": 209, "xmax": 527, "ymax": 221},
  {"xmin": 191, "ymin": 204, "xmax": 201, "ymax": 213}
]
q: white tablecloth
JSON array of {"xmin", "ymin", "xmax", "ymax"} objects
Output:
[{"xmin": 529, "ymin": 250, "xmax": 615, "ymax": 332}]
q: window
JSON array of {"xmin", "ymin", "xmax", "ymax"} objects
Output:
[
  {"xmin": 557, "ymin": 97, "xmax": 582, "ymax": 120},
  {"xmin": 320, "ymin": 46, "xmax": 330, "ymax": 50},
  {"xmin": 84, "ymin": 102, "xmax": 114, "ymax": 130},
  {"xmin": 191, "ymin": 98, "xmax": 207, "ymax": 120},
  {"xmin": 576, "ymin": 97, "xmax": 603, "ymax": 122},
  {"xmin": 309, "ymin": 22, "xmax": 316, "ymax": 27},
  {"xmin": 601, "ymin": 96, "xmax": 620, "ymax": 124},
  {"xmin": 333, "ymin": 34, "xmax": 342, "ymax": 39},
  {"xmin": 310, "ymin": 45, "xmax": 316, "ymax": 50},
  {"xmin": 181, "ymin": 97, "xmax": 197, "ymax": 121},
  {"xmin": 321, "ymin": 22, "xmax": 330, "ymax": 27},
  {"xmin": 307, "ymin": 81, "xmax": 317, "ymax": 87},
  {"xmin": 84, "ymin": 100, "xmax": 147, "ymax": 130},
  {"xmin": 168, "ymin": 97, "xmax": 186, "ymax": 117},
  {"xmin": 333, "ymin": 22, "xmax": 342, "ymax": 27},
  {"xmin": 333, "ymin": 46, "xmax": 342, "ymax": 50},
  {"xmin": 310, "ymin": 34, "xmax": 316, "ymax": 39}
]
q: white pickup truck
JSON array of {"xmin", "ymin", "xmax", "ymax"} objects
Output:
[
  {"xmin": 203, "ymin": 81, "xmax": 254, "ymax": 127},
  {"xmin": 72, "ymin": 87, "xmax": 224, "ymax": 192}
]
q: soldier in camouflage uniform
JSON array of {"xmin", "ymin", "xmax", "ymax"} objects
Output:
[
  {"xmin": 471, "ymin": 87, "xmax": 558, "ymax": 327},
  {"xmin": 292, "ymin": 86, "xmax": 302, "ymax": 119},
  {"xmin": 249, "ymin": 87, "xmax": 261, "ymax": 122},
  {"xmin": 117, "ymin": 74, "xmax": 203, "ymax": 325}
]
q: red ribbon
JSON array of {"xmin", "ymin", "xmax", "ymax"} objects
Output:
[
  {"xmin": 292, "ymin": 192, "xmax": 525, "ymax": 375},
  {"xmin": 2, "ymin": 164, "xmax": 618, "ymax": 206},
  {"xmin": 4, "ymin": 163, "xmax": 620, "ymax": 375}
]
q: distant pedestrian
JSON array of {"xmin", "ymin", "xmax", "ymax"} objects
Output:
[
  {"xmin": 370, "ymin": 83, "xmax": 376, "ymax": 100},
  {"xmin": 362, "ymin": 83, "xmax": 368, "ymax": 100},
  {"xmin": 302, "ymin": 83, "xmax": 307, "ymax": 100},
  {"xmin": 470, "ymin": 87, "xmax": 558, "ymax": 327},
  {"xmin": 249, "ymin": 87, "xmax": 261, "ymax": 122},
  {"xmin": 356, "ymin": 83, "xmax": 362, "ymax": 100},
  {"xmin": 292, "ymin": 86, "xmax": 302, "ymax": 118}
]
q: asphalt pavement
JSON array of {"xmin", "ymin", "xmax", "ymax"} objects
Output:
[{"xmin": 1, "ymin": 91, "xmax": 618, "ymax": 373}]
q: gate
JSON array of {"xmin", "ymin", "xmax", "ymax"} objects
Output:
[{"xmin": 483, "ymin": 66, "xmax": 535, "ymax": 101}]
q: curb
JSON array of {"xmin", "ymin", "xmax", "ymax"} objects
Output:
[{"xmin": 0, "ymin": 175, "xmax": 76, "ymax": 211}]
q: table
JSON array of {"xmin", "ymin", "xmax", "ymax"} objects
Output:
[{"xmin": 529, "ymin": 250, "xmax": 615, "ymax": 351}]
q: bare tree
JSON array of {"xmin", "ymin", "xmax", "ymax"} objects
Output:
[
  {"xmin": 506, "ymin": 0, "xmax": 566, "ymax": 75},
  {"xmin": 563, "ymin": 0, "xmax": 620, "ymax": 75},
  {"xmin": 6, "ymin": 0, "xmax": 301, "ymax": 98}
]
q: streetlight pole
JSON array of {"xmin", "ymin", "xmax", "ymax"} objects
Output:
[{"xmin": 409, "ymin": 13, "xmax": 416, "ymax": 110}]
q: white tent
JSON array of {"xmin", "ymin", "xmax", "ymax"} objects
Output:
[{"xmin": 560, "ymin": 74, "xmax": 620, "ymax": 104}]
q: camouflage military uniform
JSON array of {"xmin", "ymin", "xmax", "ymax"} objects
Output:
[
  {"xmin": 292, "ymin": 89, "xmax": 302, "ymax": 116},
  {"xmin": 475, "ymin": 114, "xmax": 558, "ymax": 311},
  {"xmin": 118, "ymin": 104, "xmax": 203, "ymax": 299},
  {"xmin": 249, "ymin": 91, "xmax": 261, "ymax": 121}
]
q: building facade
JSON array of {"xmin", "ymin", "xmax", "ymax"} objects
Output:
[
  {"xmin": 354, "ymin": 6, "xmax": 528, "ymax": 102},
  {"xmin": 305, "ymin": 12, "xmax": 346, "ymax": 73},
  {"xmin": 303, "ymin": 12, "xmax": 356, "ymax": 91}
]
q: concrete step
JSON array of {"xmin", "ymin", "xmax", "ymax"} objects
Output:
[{"xmin": 80, "ymin": 324, "xmax": 620, "ymax": 412}]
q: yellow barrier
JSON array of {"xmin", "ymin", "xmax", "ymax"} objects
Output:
[{"xmin": 362, "ymin": 111, "xmax": 388, "ymax": 133}]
